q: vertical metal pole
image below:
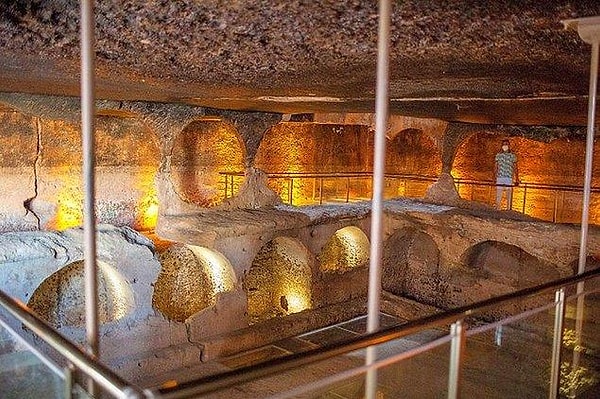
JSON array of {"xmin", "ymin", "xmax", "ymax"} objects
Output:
[
  {"xmin": 365, "ymin": 1, "xmax": 391, "ymax": 399},
  {"xmin": 64, "ymin": 364, "xmax": 74, "ymax": 399},
  {"xmin": 553, "ymin": 190, "xmax": 558, "ymax": 223},
  {"xmin": 448, "ymin": 320, "xmax": 466, "ymax": 399},
  {"xmin": 522, "ymin": 185, "xmax": 528, "ymax": 214},
  {"xmin": 80, "ymin": 0, "xmax": 99, "ymax": 360},
  {"xmin": 319, "ymin": 177, "xmax": 323, "ymax": 205},
  {"xmin": 575, "ymin": 39, "xmax": 599, "ymax": 370},
  {"xmin": 288, "ymin": 178, "xmax": 294, "ymax": 205},
  {"xmin": 549, "ymin": 288, "xmax": 566, "ymax": 399},
  {"xmin": 224, "ymin": 174, "xmax": 228, "ymax": 199},
  {"xmin": 346, "ymin": 177, "xmax": 350, "ymax": 203}
]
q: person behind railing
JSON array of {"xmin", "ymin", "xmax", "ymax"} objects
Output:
[{"xmin": 494, "ymin": 139, "xmax": 519, "ymax": 210}]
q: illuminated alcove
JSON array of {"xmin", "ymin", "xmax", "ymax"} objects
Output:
[
  {"xmin": 28, "ymin": 260, "xmax": 135, "ymax": 329},
  {"xmin": 244, "ymin": 236, "xmax": 312, "ymax": 323},
  {"xmin": 451, "ymin": 132, "xmax": 600, "ymax": 223},
  {"xmin": 40, "ymin": 114, "xmax": 160, "ymax": 231},
  {"xmin": 382, "ymin": 228, "xmax": 440, "ymax": 298},
  {"xmin": 152, "ymin": 244, "xmax": 236, "ymax": 322},
  {"xmin": 170, "ymin": 119, "xmax": 245, "ymax": 207},
  {"xmin": 319, "ymin": 226, "xmax": 370, "ymax": 273},
  {"xmin": 254, "ymin": 123, "xmax": 374, "ymax": 205},
  {"xmin": 462, "ymin": 240, "xmax": 560, "ymax": 288},
  {"xmin": 385, "ymin": 128, "xmax": 441, "ymax": 176}
]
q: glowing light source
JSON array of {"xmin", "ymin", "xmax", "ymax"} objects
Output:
[
  {"xmin": 281, "ymin": 287, "xmax": 311, "ymax": 314},
  {"xmin": 52, "ymin": 185, "xmax": 84, "ymax": 231}
]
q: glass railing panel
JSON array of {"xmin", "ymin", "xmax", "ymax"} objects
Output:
[
  {"xmin": 0, "ymin": 322, "xmax": 65, "ymax": 399},
  {"xmin": 559, "ymin": 278, "xmax": 600, "ymax": 398},
  {"xmin": 462, "ymin": 292, "xmax": 563, "ymax": 399}
]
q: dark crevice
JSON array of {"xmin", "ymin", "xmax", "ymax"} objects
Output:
[{"xmin": 23, "ymin": 116, "xmax": 42, "ymax": 229}]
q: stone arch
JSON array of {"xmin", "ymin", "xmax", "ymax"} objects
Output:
[
  {"xmin": 255, "ymin": 122, "xmax": 373, "ymax": 173},
  {"xmin": 254, "ymin": 122, "xmax": 374, "ymax": 204},
  {"xmin": 382, "ymin": 228, "xmax": 441, "ymax": 299},
  {"xmin": 243, "ymin": 236, "xmax": 312, "ymax": 323},
  {"xmin": 319, "ymin": 226, "xmax": 370, "ymax": 273},
  {"xmin": 152, "ymin": 244, "xmax": 236, "ymax": 322},
  {"xmin": 461, "ymin": 240, "xmax": 560, "ymax": 288},
  {"xmin": 27, "ymin": 260, "xmax": 135, "ymax": 329},
  {"xmin": 170, "ymin": 119, "xmax": 245, "ymax": 207},
  {"xmin": 385, "ymin": 128, "xmax": 442, "ymax": 176}
]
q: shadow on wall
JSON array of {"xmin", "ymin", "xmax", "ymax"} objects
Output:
[
  {"xmin": 169, "ymin": 119, "xmax": 245, "ymax": 208},
  {"xmin": 152, "ymin": 244, "xmax": 236, "ymax": 322},
  {"xmin": 27, "ymin": 260, "xmax": 135, "ymax": 329},
  {"xmin": 243, "ymin": 236, "xmax": 313, "ymax": 323}
]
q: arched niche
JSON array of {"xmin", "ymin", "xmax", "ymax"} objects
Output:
[
  {"xmin": 152, "ymin": 244, "xmax": 236, "ymax": 322},
  {"xmin": 254, "ymin": 122, "xmax": 373, "ymax": 204},
  {"xmin": 255, "ymin": 122, "xmax": 373, "ymax": 173},
  {"xmin": 386, "ymin": 128, "xmax": 441, "ymax": 176},
  {"xmin": 382, "ymin": 228, "xmax": 440, "ymax": 297},
  {"xmin": 243, "ymin": 236, "xmax": 312, "ymax": 323},
  {"xmin": 41, "ymin": 113, "xmax": 160, "ymax": 231},
  {"xmin": 462, "ymin": 240, "xmax": 560, "ymax": 288},
  {"xmin": 170, "ymin": 119, "xmax": 245, "ymax": 207},
  {"xmin": 28, "ymin": 260, "xmax": 135, "ymax": 329},
  {"xmin": 452, "ymin": 133, "xmax": 600, "ymax": 186},
  {"xmin": 319, "ymin": 226, "xmax": 370, "ymax": 273}
]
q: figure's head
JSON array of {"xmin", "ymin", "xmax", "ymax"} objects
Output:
[{"xmin": 502, "ymin": 139, "xmax": 510, "ymax": 152}]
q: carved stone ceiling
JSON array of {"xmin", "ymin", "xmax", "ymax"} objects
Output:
[{"xmin": 1, "ymin": 1, "xmax": 600, "ymax": 126}]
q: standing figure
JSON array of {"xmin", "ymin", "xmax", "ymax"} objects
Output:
[{"xmin": 494, "ymin": 139, "xmax": 519, "ymax": 210}]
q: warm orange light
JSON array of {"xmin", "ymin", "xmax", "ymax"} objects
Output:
[
  {"xmin": 136, "ymin": 188, "xmax": 159, "ymax": 230},
  {"xmin": 52, "ymin": 186, "xmax": 83, "ymax": 231},
  {"xmin": 134, "ymin": 169, "xmax": 159, "ymax": 231}
]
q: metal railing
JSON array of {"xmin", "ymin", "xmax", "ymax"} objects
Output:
[
  {"xmin": 0, "ymin": 289, "xmax": 146, "ymax": 399},
  {"xmin": 0, "ymin": 264, "xmax": 598, "ymax": 398},
  {"xmin": 220, "ymin": 171, "xmax": 600, "ymax": 223},
  {"xmin": 153, "ymin": 268, "xmax": 600, "ymax": 398}
]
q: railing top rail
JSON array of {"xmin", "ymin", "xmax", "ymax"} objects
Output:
[
  {"xmin": 0, "ymin": 289, "xmax": 145, "ymax": 399},
  {"xmin": 219, "ymin": 171, "xmax": 600, "ymax": 192},
  {"xmin": 156, "ymin": 268, "xmax": 600, "ymax": 398}
]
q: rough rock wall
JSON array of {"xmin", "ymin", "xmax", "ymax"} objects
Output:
[{"xmin": 0, "ymin": 94, "xmax": 283, "ymax": 230}]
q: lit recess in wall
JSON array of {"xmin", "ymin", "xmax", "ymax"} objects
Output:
[{"xmin": 52, "ymin": 186, "xmax": 84, "ymax": 231}]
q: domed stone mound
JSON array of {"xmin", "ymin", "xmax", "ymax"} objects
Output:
[
  {"xmin": 244, "ymin": 236, "xmax": 312, "ymax": 322},
  {"xmin": 152, "ymin": 244, "xmax": 236, "ymax": 322},
  {"xmin": 28, "ymin": 260, "xmax": 135, "ymax": 329},
  {"xmin": 319, "ymin": 226, "xmax": 370, "ymax": 273}
]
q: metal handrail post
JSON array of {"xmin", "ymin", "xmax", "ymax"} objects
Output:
[
  {"xmin": 319, "ymin": 177, "xmax": 323, "ymax": 204},
  {"xmin": 448, "ymin": 319, "xmax": 466, "ymax": 399},
  {"xmin": 224, "ymin": 173, "xmax": 228, "ymax": 199},
  {"xmin": 346, "ymin": 177, "xmax": 350, "ymax": 203},
  {"xmin": 549, "ymin": 288, "xmax": 566, "ymax": 399},
  {"xmin": 553, "ymin": 190, "xmax": 559, "ymax": 222},
  {"xmin": 288, "ymin": 177, "xmax": 294, "ymax": 205},
  {"xmin": 522, "ymin": 185, "xmax": 528, "ymax": 214},
  {"xmin": 80, "ymin": 0, "xmax": 99, "ymax": 362},
  {"xmin": 64, "ymin": 363, "xmax": 74, "ymax": 399},
  {"xmin": 365, "ymin": 1, "xmax": 391, "ymax": 399}
]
